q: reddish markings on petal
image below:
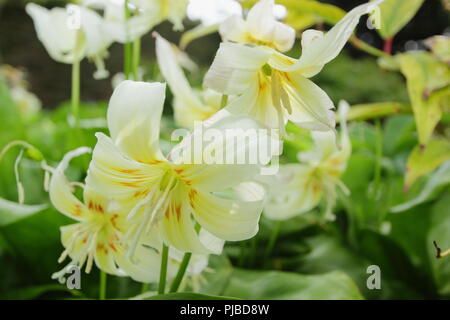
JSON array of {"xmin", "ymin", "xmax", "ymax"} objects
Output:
[
  {"xmin": 175, "ymin": 205, "xmax": 181, "ymax": 221},
  {"xmin": 97, "ymin": 243, "xmax": 108, "ymax": 254},
  {"xmin": 118, "ymin": 169, "xmax": 142, "ymax": 175},
  {"xmin": 133, "ymin": 189, "xmax": 150, "ymax": 198},
  {"xmin": 108, "ymin": 242, "xmax": 118, "ymax": 252},
  {"xmin": 188, "ymin": 189, "xmax": 198, "ymax": 208},
  {"xmin": 73, "ymin": 204, "xmax": 83, "ymax": 217},
  {"xmin": 119, "ymin": 181, "xmax": 140, "ymax": 188}
]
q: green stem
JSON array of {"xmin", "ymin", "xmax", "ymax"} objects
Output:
[
  {"xmin": 99, "ymin": 271, "xmax": 107, "ymax": 300},
  {"xmin": 71, "ymin": 58, "xmax": 80, "ymax": 128},
  {"xmin": 169, "ymin": 252, "xmax": 192, "ymax": 293},
  {"xmin": 238, "ymin": 241, "xmax": 247, "ymax": 267},
  {"xmin": 132, "ymin": 37, "xmax": 141, "ymax": 81},
  {"xmin": 350, "ymin": 36, "xmax": 390, "ymax": 59},
  {"xmin": 158, "ymin": 244, "xmax": 169, "ymax": 294},
  {"xmin": 373, "ymin": 119, "xmax": 383, "ymax": 197},
  {"xmin": 123, "ymin": 0, "xmax": 132, "ymax": 79},
  {"xmin": 141, "ymin": 283, "xmax": 149, "ymax": 294},
  {"xmin": 264, "ymin": 220, "xmax": 282, "ymax": 264}
]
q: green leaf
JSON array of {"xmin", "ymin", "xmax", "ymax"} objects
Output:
[
  {"xmin": 427, "ymin": 194, "xmax": 450, "ymax": 296},
  {"xmin": 222, "ymin": 269, "xmax": 363, "ymax": 300},
  {"xmin": 281, "ymin": 0, "xmax": 346, "ymax": 26},
  {"xmin": 374, "ymin": 0, "xmax": 424, "ymax": 39},
  {"xmin": 398, "ymin": 51, "xmax": 450, "ymax": 145},
  {"xmin": 405, "ymin": 139, "xmax": 450, "ymax": 189},
  {"xmin": 391, "ymin": 161, "xmax": 450, "ymax": 212},
  {"xmin": 0, "ymin": 284, "xmax": 80, "ymax": 300},
  {"xmin": 147, "ymin": 292, "xmax": 240, "ymax": 300},
  {"xmin": 425, "ymin": 35, "xmax": 450, "ymax": 64},
  {"xmin": 0, "ymin": 198, "xmax": 47, "ymax": 227}
]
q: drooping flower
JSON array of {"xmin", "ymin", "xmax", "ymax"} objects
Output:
[
  {"xmin": 84, "ymin": 0, "xmax": 189, "ymax": 44},
  {"xmin": 26, "ymin": 3, "xmax": 112, "ymax": 79},
  {"xmin": 48, "ymin": 147, "xmax": 218, "ymax": 284},
  {"xmin": 263, "ymin": 101, "xmax": 351, "ymax": 221},
  {"xmin": 204, "ymin": 1, "xmax": 382, "ymax": 134},
  {"xmin": 155, "ymin": 34, "xmax": 221, "ymax": 129},
  {"xmin": 85, "ymin": 80, "xmax": 273, "ymax": 256},
  {"xmin": 219, "ymin": 0, "xmax": 295, "ymax": 52}
]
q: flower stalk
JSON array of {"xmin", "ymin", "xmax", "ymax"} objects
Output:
[
  {"xmin": 169, "ymin": 252, "xmax": 192, "ymax": 293},
  {"xmin": 158, "ymin": 244, "xmax": 169, "ymax": 294},
  {"xmin": 99, "ymin": 271, "xmax": 107, "ymax": 300}
]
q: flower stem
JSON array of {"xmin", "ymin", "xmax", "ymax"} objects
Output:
[
  {"xmin": 373, "ymin": 119, "xmax": 383, "ymax": 198},
  {"xmin": 99, "ymin": 271, "xmax": 107, "ymax": 300},
  {"xmin": 141, "ymin": 283, "xmax": 149, "ymax": 294},
  {"xmin": 158, "ymin": 244, "xmax": 169, "ymax": 294},
  {"xmin": 123, "ymin": 0, "xmax": 132, "ymax": 79},
  {"xmin": 169, "ymin": 252, "xmax": 192, "ymax": 293},
  {"xmin": 132, "ymin": 37, "xmax": 141, "ymax": 81},
  {"xmin": 434, "ymin": 241, "xmax": 450, "ymax": 259},
  {"xmin": 264, "ymin": 220, "xmax": 282, "ymax": 264},
  {"xmin": 383, "ymin": 37, "xmax": 393, "ymax": 55},
  {"xmin": 71, "ymin": 58, "xmax": 80, "ymax": 128}
]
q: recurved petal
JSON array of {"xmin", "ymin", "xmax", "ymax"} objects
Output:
[
  {"xmin": 219, "ymin": 15, "xmax": 247, "ymax": 43},
  {"xmin": 287, "ymin": 1, "xmax": 383, "ymax": 76},
  {"xmin": 49, "ymin": 147, "xmax": 91, "ymax": 221},
  {"xmin": 155, "ymin": 35, "xmax": 206, "ymax": 117},
  {"xmin": 107, "ymin": 80, "xmax": 166, "ymax": 163},
  {"xmin": 204, "ymin": 42, "xmax": 272, "ymax": 95}
]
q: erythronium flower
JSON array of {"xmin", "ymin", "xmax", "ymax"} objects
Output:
[
  {"xmin": 85, "ymin": 80, "xmax": 273, "ymax": 255},
  {"xmin": 204, "ymin": 1, "xmax": 382, "ymax": 134},
  {"xmin": 219, "ymin": 0, "xmax": 295, "ymax": 52},
  {"xmin": 26, "ymin": 3, "xmax": 112, "ymax": 79},
  {"xmin": 263, "ymin": 101, "xmax": 351, "ymax": 221},
  {"xmin": 84, "ymin": 0, "xmax": 189, "ymax": 44},
  {"xmin": 155, "ymin": 34, "xmax": 221, "ymax": 129},
  {"xmin": 49, "ymin": 147, "xmax": 217, "ymax": 284}
]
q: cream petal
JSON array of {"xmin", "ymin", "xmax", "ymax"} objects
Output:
[
  {"xmin": 107, "ymin": 80, "xmax": 166, "ymax": 163},
  {"xmin": 264, "ymin": 164, "xmax": 322, "ymax": 220},
  {"xmin": 86, "ymin": 133, "xmax": 165, "ymax": 203},
  {"xmin": 204, "ymin": 42, "xmax": 272, "ymax": 95},
  {"xmin": 282, "ymin": 73, "xmax": 336, "ymax": 131},
  {"xmin": 219, "ymin": 15, "xmax": 248, "ymax": 43},
  {"xmin": 160, "ymin": 186, "xmax": 211, "ymax": 254},
  {"xmin": 190, "ymin": 189, "xmax": 264, "ymax": 241},
  {"xmin": 287, "ymin": 1, "xmax": 383, "ymax": 76},
  {"xmin": 169, "ymin": 110, "xmax": 280, "ymax": 192},
  {"xmin": 26, "ymin": 4, "xmax": 86, "ymax": 63},
  {"xmin": 155, "ymin": 35, "xmax": 211, "ymax": 126},
  {"xmin": 49, "ymin": 147, "xmax": 91, "ymax": 221}
]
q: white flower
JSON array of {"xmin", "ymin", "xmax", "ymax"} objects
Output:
[
  {"xmin": 220, "ymin": 0, "xmax": 295, "ymax": 52},
  {"xmin": 205, "ymin": 1, "xmax": 382, "ymax": 134},
  {"xmin": 26, "ymin": 3, "xmax": 112, "ymax": 79},
  {"xmin": 85, "ymin": 80, "xmax": 273, "ymax": 255},
  {"xmin": 263, "ymin": 101, "xmax": 351, "ymax": 221},
  {"xmin": 155, "ymin": 34, "xmax": 221, "ymax": 129},
  {"xmin": 85, "ymin": 0, "xmax": 189, "ymax": 43}
]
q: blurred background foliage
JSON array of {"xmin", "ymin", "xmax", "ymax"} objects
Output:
[{"xmin": 0, "ymin": 0, "xmax": 449, "ymax": 300}]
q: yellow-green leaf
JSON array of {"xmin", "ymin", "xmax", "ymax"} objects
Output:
[
  {"xmin": 405, "ymin": 138, "xmax": 450, "ymax": 189},
  {"xmin": 373, "ymin": 0, "xmax": 425, "ymax": 39},
  {"xmin": 425, "ymin": 35, "xmax": 450, "ymax": 64},
  {"xmin": 398, "ymin": 51, "xmax": 450, "ymax": 145}
]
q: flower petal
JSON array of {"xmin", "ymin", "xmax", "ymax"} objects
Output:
[
  {"xmin": 107, "ymin": 80, "xmax": 166, "ymax": 163},
  {"xmin": 190, "ymin": 188, "xmax": 264, "ymax": 241},
  {"xmin": 170, "ymin": 110, "xmax": 281, "ymax": 192},
  {"xmin": 86, "ymin": 133, "xmax": 165, "ymax": 204},
  {"xmin": 219, "ymin": 15, "xmax": 248, "ymax": 43},
  {"xmin": 246, "ymin": 0, "xmax": 295, "ymax": 52},
  {"xmin": 155, "ymin": 35, "xmax": 214, "ymax": 128},
  {"xmin": 26, "ymin": 4, "xmax": 85, "ymax": 63},
  {"xmin": 287, "ymin": 1, "xmax": 382, "ymax": 76},
  {"xmin": 49, "ymin": 147, "xmax": 91, "ymax": 221},
  {"xmin": 282, "ymin": 73, "xmax": 336, "ymax": 131},
  {"xmin": 160, "ymin": 185, "xmax": 211, "ymax": 254},
  {"xmin": 204, "ymin": 42, "xmax": 272, "ymax": 95},
  {"xmin": 264, "ymin": 164, "xmax": 322, "ymax": 220}
]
